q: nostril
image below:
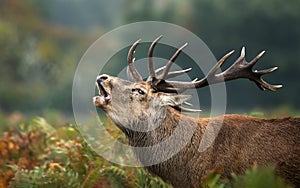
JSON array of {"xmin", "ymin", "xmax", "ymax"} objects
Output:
[
  {"xmin": 97, "ymin": 75, "xmax": 109, "ymax": 83},
  {"xmin": 100, "ymin": 75, "xmax": 108, "ymax": 80}
]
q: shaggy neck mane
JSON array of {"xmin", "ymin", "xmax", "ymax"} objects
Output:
[{"xmin": 119, "ymin": 106, "xmax": 204, "ymax": 147}]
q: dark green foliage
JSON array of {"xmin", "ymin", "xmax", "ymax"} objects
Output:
[
  {"xmin": 201, "ymin": 168, "xmax": 225, "ymax": 188},
  {"xmin": 136, "ymin": 169, "xmax": 172, "ymax": 188},
  {"xmin": 230, "ymin": 166, "xmax": 292, "ymax": 188},
  {"xmin": 8, "ymin": 165, "xmax": 81, "ymax": 188},
  {"xmin": 200, "ymin": 166, "xmax": 292, "ymax": 188}
]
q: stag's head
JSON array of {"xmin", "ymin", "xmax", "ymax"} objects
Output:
[
  {"xmin": 93, "ymin": 35, "xmax": 281, "ymax": 129},
  {"xmin": 93, "ymin": 73, "xmax": 193, "ymax": 130}
]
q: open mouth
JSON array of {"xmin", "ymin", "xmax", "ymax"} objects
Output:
[{"xmin": 96, "ymin": 81, "xmax": 111, "ymax": 102}]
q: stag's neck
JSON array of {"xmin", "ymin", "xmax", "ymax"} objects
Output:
[{"xmin": 121, "ymin": 107, "xmax": 205, "ymax": 147}]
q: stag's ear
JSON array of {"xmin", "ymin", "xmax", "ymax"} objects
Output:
[{"xmin": 160, "ymin": 94, "xmax": 192, "ymax": 106}]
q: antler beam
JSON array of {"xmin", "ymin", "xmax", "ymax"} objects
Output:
[{"xmin": 160, "ymin": 47, "xmax": 282, "ymax": 91}]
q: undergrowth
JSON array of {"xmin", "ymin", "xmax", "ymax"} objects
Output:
[{"xmin": 0, "ymin": 117, "xmax": 293, "ymax": 187}]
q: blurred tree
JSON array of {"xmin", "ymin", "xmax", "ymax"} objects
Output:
[
  {"xmin": 0, "ymin": 0, "xmax": 299, "ymax": 114},
  {"xmin": 123, "ymin": 0, "xmax": 300, "ymax": 111},
  {"xmin": 0, "ymin": 0, "xmax": 88, "ymax": 113}
]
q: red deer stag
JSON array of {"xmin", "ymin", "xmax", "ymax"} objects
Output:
[{"xmin": 93, "ymin": 36, "xmax": 300, "ymax": 187}]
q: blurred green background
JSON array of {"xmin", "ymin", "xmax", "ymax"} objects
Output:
[{"xmin": 1, "ymin": 0, "xmax": 300, "ymax": 117}]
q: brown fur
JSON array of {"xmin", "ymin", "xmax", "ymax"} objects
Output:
[
  {"xmin": 146, "ymin": 109, "xmax": 300, "ymax": 187},
  {"xmin": 93, "ymin": 75, "xmax": 300, "ymax": 187}
]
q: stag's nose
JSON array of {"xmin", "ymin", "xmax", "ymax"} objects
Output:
[{"xmin": 96, "ymin": 74, "xmax": 109, "ymax": 84}]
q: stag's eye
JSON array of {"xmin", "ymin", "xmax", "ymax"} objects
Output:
[
  {"xmin": 137, "ymin": 89, "xmax": 145, "ymax": 95},
  {"xmin": 132, "ymin": 88, "xmax": 145, "ymax": 95}
]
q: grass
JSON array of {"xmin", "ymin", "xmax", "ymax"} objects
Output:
[{"xmin": 0, "ymin": 114, "xmax": 294, "ymax": 188}]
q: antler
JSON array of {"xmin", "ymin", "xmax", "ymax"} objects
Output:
[
  {"xmin": 126, "ymin": 36, "xmax": 282, "ymax": 111},
  {"xmin": 159, "ymin": 47, "xmax": 282, "ymax": 91},
  {"xmin": 127, "ymin": 39, "xmax": 143, "ymax": 82},
  {"xmin": 148, "ymin": 35, "xmax": 163, "ymax": 80}
]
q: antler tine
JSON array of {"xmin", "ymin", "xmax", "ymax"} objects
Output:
[
  {"xmin": 127, "ymin": 39, "xmax": 143, "ymax": 82},
  {"xmin": 255, "ymin": 66, "xmax": 278, "ymax": 75},
  {"xmin": 253, "ymin": 77, "xmax": 282, "ymax": 91},
  {"xmin": 148, "ymin": 35, "xmax": 163, "ymax": 80},
  {"xmin": 158, "ymin": 47, "xmax": 282, "ymax": 91},
  {"xmin": 183, "ymin": 101, "xmax": 193, "ymax": 106},
  {"xmin": 154, "ymin": 65, "xmax": 166, "ymax": 74},
  {"xmin": 165, "ymin": 68, "xmax": 193, "ymax": 79},
  {"xmin": 208, "ymin": 50, "xmax": 235, "ymax": 76},
  {"xmin": 180, "ymin": 106, "xmax": 202, "ymax": 113},
  {"xmin": 248, "ymin": 50, "xmax": 265, "ymax": 68},
  {"xmin": 173, "ymin": 106, "xmax": 202, "ymax": 113},
  {"xmin": 158, "ymin": 43, "xmax": 188, "ymax": 80},
  {"xmin": 147, "ymin": 66, "xmax": 192, "ymax": 81}
]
